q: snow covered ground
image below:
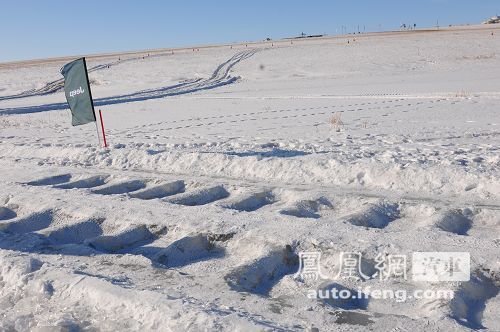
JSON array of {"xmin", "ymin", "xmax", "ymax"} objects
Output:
[{"xmin": 0, "ymin": 25, "xmax": 499, "ymax": 331}]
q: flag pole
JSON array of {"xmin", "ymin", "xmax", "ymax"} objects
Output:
[{"xmin": 82, "ymin": 57, "xmax": 101, "ymax": 147}]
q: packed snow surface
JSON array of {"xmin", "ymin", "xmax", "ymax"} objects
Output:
[{"xmin": 0, "ymin": 25, "xmax": 499, "ymax": 331}]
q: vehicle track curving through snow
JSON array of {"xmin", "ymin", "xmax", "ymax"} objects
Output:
[
  {"xmin": 96, "ymin": 49, "xmax": 259, "ymax": 105},
  {"xmin": 0, "ymin": 55, "xmax": 148, "ymax": 101},
  {"xmin": 0, "ymin": 49, "xmax": 261, "ymax": 113}
]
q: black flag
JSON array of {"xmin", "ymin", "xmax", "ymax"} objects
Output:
[{"xmin": 60, "ymin": 58, "xmax": 96, "ymax": 126}]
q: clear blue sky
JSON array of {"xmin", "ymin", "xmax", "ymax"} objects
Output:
[{"xmin": 1, "ymin": 0, "xmax": 498, "ymax": 62}]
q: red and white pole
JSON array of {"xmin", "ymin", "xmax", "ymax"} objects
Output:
[{"xmin": 98, "ymin": 109, "xmax": 108, "ymax": 148}]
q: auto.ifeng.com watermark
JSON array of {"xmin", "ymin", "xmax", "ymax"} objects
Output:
[
  {"xmin": 294, "ymin": 251, "xmax": 469, "ymax": 303},
  {"xmin": 306, "ymin": 286, "xmax": 455, "ymax": 303}
]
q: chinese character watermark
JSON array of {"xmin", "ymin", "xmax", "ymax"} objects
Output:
[
  {"xmin": 412, "ymin": 252, "xmax": 470, "ymax": 282},
  {"xmin": 294, "ymin": 250, "xmax": 470, "ymax": 282},
  {"xmin": 335, "ymin": 252, "xmax": 372, "ymax": 280},
  {"xmin": 294, "ymin": 251, "xmax": 328, "ymax": 281},
  {"xmin": 374, "ymin": 253, "xmax": 407, "ymax": 280}
]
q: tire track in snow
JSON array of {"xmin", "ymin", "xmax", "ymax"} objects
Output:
[
  {"xmin": 2, "ymin": 169, "xmax": 499, "ymax": 329},
  {"xmin": 116, "ymin": 97, "xmax": 414, "ymax": 133},
  {"xmin": 121, "ymin": 97, "xmax": 452, "ymax": 134},
  {"xmin": 0, "ymin": 55, "xmax": 150, "ymax": 101},
  {"xmin": 0, "ymin": 49, "xmax": 261, "ymax": 114},
  {"xmin": 98, "ymin": 49, "xmax": 259, "ymax": 105}
]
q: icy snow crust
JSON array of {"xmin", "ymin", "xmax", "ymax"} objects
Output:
[{"xmin": 0, "ymin": 25, "xmax": 499, "ymax": 331}]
